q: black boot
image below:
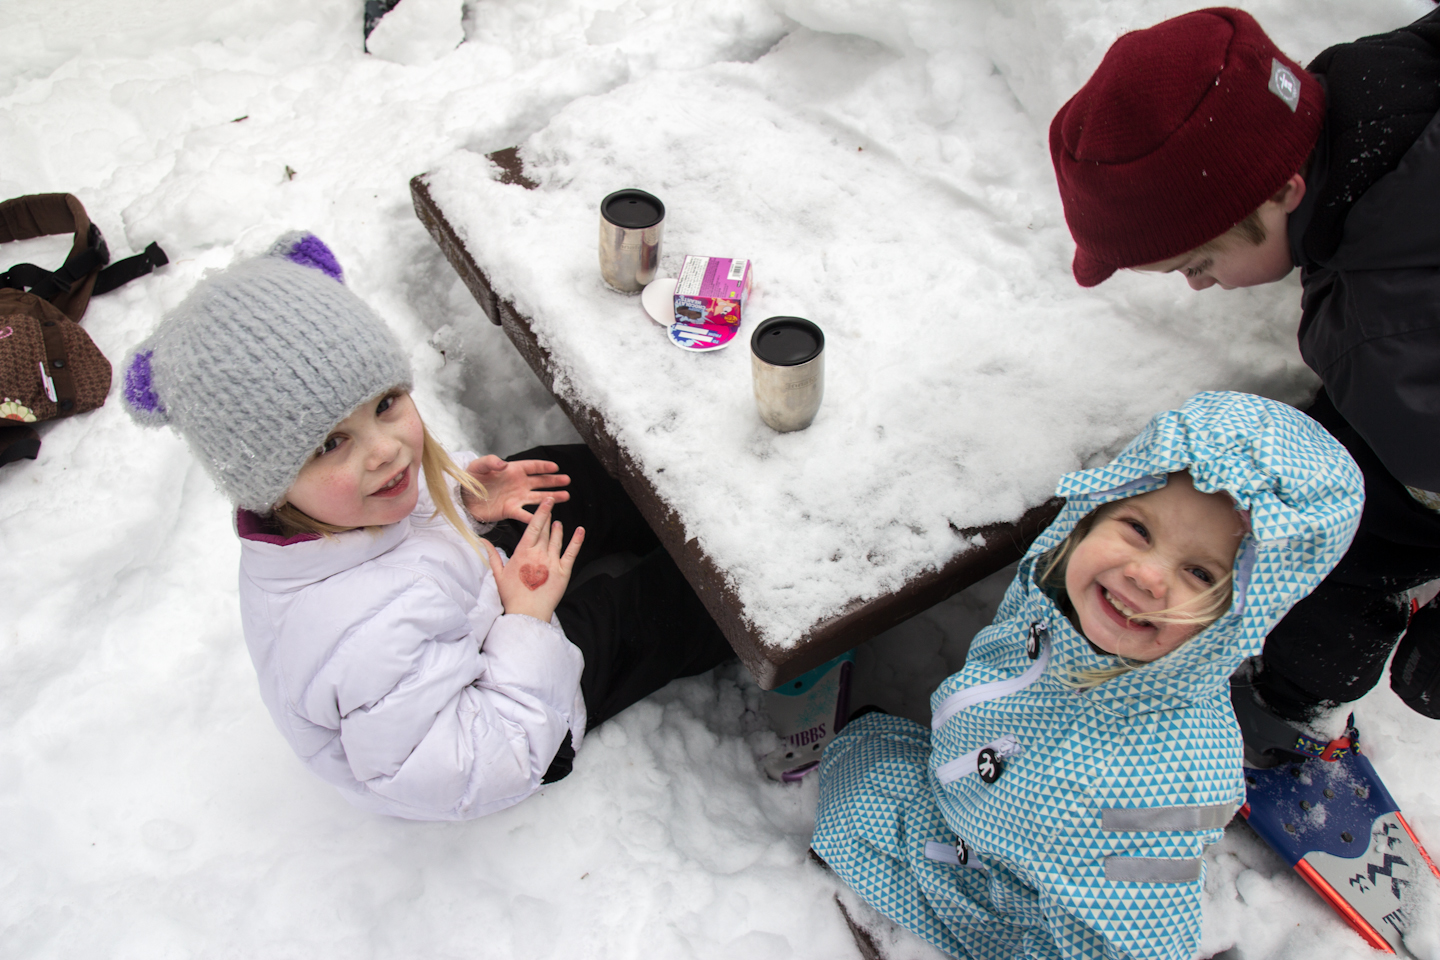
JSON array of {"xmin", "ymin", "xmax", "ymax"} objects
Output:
[{"xmin": 1229, "ymin": 659, "xmax": 1315, "ymax": 768}]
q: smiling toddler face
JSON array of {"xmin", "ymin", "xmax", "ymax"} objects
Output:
[
  {"xmin": 1063, "ymin": 472, "xmax": 1244, "ymax": 661},
  {"xmin": 281, "ymin": 390, "xmax": 424, "ymax": 529}
]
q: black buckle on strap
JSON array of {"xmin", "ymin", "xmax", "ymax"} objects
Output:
[
  {"xmin": 1, "ymin": 223, "xmax": 110, "ymax": 300},
  {"xmin": 94, "ymin": 242, "xmax": 168, "ymax": 296}
]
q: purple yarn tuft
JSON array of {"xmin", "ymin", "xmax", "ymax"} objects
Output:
[
  {"xmin": 124, "ymin": 350, "xmax": 164, "ymax": 414},
  {"xmin": 285, "ymin": 234, "xmax": 344, "ymax": 282}
]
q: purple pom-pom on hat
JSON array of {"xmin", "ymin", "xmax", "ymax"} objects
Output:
[
  {"xmin": 122, "ymin": 348, "xmax": 168, "ymax": 423},
  {"xmin": 268, "ymin": 231, "xmax": 344, "ymax": 283}
]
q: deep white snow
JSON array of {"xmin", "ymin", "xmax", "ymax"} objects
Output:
[{"xmin": 2, "ymin": 1, "xmax": 1438, "ymax": 958}]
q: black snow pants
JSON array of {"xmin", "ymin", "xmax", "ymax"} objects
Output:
[
  {"xmin": 1257, "ymin": 391, "xmax": 1440, "ymax": 722},
  {"xmin": 482, "ymin": 444, "xmax": 734, "ymax": 782}
]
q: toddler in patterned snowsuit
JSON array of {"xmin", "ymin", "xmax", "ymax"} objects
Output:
[{"xmin": 812, "ymin": 392, "xmax": 1363, "ymax": 960}]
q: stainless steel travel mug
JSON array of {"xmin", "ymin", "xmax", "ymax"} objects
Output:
[
  {"xmin": 751, "ymin": 316, "xmax": 825, "ymax": 432},
  {"xmin": 598, "ymin": 188, "xmax": 664, "ymax": 293}
]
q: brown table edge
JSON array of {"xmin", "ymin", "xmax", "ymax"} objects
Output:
[
  {"xmin": 410, "ymin": 169, "xmax": 1062, "ymax": 688},
  {"xmin": 778, "ymin": 498, "xmax": 1062, "ymax": 685}
]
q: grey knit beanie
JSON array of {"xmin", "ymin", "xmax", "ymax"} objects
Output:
[{"xmin": 121, "ymin": 232, "xmax": 412, "ymax": 512}]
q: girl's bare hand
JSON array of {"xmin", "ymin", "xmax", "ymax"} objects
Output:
[
  {"xmin": 463, "ymin": 456, "xmax": 571, "ymax": 524},
  {"xmin": 479, "ymin": 497, "xmax": 584, "ymax": 622}
]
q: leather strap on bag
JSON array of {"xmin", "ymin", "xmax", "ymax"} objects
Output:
[
  {"xmin": 0, "ymin": 423, "xmax": 42, "ymax": 466},
  {"xmin": 0, "ymin": 193, "xmax": 168, "ymax": 321},
  {"xmin": 0, "ymin": 194, "xmax": 98, "ymax": 320}
]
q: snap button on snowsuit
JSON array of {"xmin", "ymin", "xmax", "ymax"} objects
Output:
[
  {"xmin": 976, "ymin": 747, "xmax": 1003, "ymax": 783},
  {"xmin": 1025, "ymin": 622, "xmax": 1045, "ymax": 660}
]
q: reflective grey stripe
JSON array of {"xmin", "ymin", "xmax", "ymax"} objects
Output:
[
  {"xmin": 1101, "ymin": 804, "xmax": 1236, "ymax": 832},
  {"xmin": 931, "ymin": 642, "xmax": 1051, "ymax": 731},
  {"xmin": 1104, "ymin": 857, "xmax": 1202, "ymax": 883}
]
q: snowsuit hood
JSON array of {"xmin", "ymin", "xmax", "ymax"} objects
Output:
[{"xmin": 1030, "ymin": 389, "xmax": 1363, "ymax": 709}]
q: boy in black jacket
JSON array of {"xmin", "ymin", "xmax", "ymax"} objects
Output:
[{"xmin": 1049, "ymin": 6, "xmax": 1440, "ymax": 761}]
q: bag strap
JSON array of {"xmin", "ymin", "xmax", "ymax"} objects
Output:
[
  {"xmin": 0, "ymin": 194, "xmax": 168, "ymax": 322},
  {"xmin": 94, "ymin": 242, "xmax": 169, "ymax": 295},
  {"xmin": 0, "ymin": 423, "xmax": 42, "ymax": 466},
  {"xmin": 0, "ymin": 194, "xmax": 99, "ymax": 321}
]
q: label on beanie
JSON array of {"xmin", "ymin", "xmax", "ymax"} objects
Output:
[{"xmin": 1269, "ymin": 59, "xmax": 1300, "ymax": 113}]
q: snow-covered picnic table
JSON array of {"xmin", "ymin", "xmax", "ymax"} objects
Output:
[
  {"xmin": 418, "ymin": 171, "xmax": 1057, "ymax": 689},
  {"xmin": 411, "ymin": 32, "xmax": 1314, "ymax": 688}
]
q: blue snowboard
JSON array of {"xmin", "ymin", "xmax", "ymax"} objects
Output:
[{"xmin": 1241, "ymin": 730, "xmax": 1438, "ymax": 954}]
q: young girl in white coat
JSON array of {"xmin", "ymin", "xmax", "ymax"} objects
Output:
[{"xmin": 122, "ymin": 233, "xmax": 732, "ymax": 821}]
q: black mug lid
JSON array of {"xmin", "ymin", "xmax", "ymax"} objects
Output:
[
  {"xmin": 601, "ymin": 189, "xmax": 665, "ymax": 229},
  {"xmin": 751, "ymin": 316, "xmax": 824, "ymax": 366}
]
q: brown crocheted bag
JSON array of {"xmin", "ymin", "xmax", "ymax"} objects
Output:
[{"xmin": 0, "ymin": 194, "xmax": 166, "ymax": 465}]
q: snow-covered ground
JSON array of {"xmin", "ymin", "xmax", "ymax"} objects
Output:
[{"xmin": 2, "ymin": 1, "xmax": 1437, "ymax": 957}]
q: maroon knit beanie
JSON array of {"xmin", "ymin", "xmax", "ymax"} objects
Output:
[{"xmin": 1050, "ymin": 7, "xmax": 1323, "ymax": 287}]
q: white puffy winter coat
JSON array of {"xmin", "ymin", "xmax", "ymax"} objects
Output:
[{"xmin": 236, "ymin": 453, "xmax": 587, "ymax": 820}]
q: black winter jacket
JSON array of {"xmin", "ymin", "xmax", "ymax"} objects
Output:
[{"xmin": 1292, "ymin": 9, "xmax": 1440, "ymax": 494}]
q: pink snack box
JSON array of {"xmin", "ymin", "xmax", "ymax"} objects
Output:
[{"xmin": 673, "ymin": 256, "xmax": 752, "ymax": 327}]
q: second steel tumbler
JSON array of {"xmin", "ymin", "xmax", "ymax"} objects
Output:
[{"xmin": 751, "ymin": 316, "xmax": 825, "ymax": 432}]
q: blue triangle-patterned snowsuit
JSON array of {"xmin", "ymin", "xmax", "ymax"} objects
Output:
[{"xmin": 812, "ymin": 392, "xmax": 1364, "ymax": 960}]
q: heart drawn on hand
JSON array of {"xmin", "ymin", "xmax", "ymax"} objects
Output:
[{"xmin": 519, "ymin": 564, "xmax": 550, "ymax": 591}]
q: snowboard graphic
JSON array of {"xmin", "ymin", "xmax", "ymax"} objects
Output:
[{"xmin": 1240, "ymin": 726, "xmax": 1439, "ymax": 954}]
